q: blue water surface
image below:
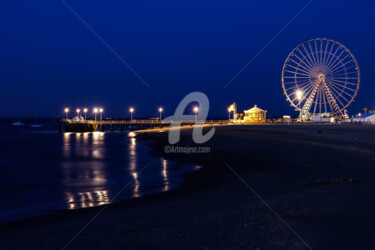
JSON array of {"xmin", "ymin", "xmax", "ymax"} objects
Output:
[{"xmin": 0, "ymin": 119, "xmax": 199, "ymax": 224}]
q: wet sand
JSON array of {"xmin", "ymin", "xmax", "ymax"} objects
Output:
[{"xmin": 1, "ymin": 124, "xmax": 375, "ymax": 249}]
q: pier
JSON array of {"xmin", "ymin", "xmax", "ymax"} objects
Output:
[{"xmin": 59, "ymin": 119, "xmax": 229, "ymax": 133}]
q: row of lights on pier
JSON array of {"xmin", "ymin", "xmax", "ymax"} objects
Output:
[
  {"xmin": 64, "ymin": 108, "xmax": 104, "ymax": 120},
  {"xmin": 64, "ymin": 106, "xmax": 201, "ymax": 121}
]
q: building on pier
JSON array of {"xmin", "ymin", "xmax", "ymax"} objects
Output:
[
  {"xmin": 243, "ymin": 105, "xmax": 267, "ymax": 123},
  {"xmin": 73, "ymin": 116, "xmax": 85, "ymax": 122}
]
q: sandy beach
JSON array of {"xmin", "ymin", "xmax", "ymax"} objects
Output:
[{"xmin": 1, "ymin": 124, "xmax": 375, "ymax": 249}]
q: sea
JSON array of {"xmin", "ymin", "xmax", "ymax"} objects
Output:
[{"xmin": 0, "ymin": 118, "xmax": 199, "ymax": 224}]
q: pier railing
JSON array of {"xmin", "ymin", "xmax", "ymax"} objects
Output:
[
  {"xmin": 60, "ymin": 119, "xmax": 229, "ymax": 133},
  {"xmin": 63, "ymin": 119, "xmax": 229, "ymax": 124}
]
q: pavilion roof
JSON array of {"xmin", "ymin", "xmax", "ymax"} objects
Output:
[{"xmin": 244, "ymin": 105, "xmax": 266, "ymax": 113}]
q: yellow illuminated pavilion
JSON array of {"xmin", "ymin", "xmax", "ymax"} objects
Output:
[{"xmin": 243, "ymin": 105, "xmax": 267, "ymax": 123}]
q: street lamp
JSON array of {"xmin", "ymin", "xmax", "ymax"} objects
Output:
[
  {"xmin": 193, "ymin": 106, "xmax": 199, "ymax": 122},
  {"xmin": 158, "ymin": 107, "xmax": 163, "ymax": 121},
  {"xmin": 94, "ymin": 108, "xmax": 98, "ymax": 121},
  {"xmin": 76, "ymin": 109, "xmax": 81, "ymax": 118},
  {"xmin": 83, "ymin": 108, "xmax": 88, "ymax": 120},
  {"xmin": 130, "ymin": 108, "xmax": 134, "ymax": 122},
  {"xmin": 64, "ymin": 108, "xmax": 69, "ymax": 120},
  {"xmin": 99, "ymin": 108, "xmax": 103, "ymax": 121}
]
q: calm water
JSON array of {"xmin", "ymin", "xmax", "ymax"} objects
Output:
[{"xmin": 0, "ymin": 119, "xmax": 199, "ymax": 224}]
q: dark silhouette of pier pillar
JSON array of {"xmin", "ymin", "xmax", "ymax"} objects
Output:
[
  {"xmin": 111, "ymin": 124, "xmax": 114, "ymax": 133},
  {"xmin": 140, "ymin": 124, "xmax": 144, "ymax": 130},
  {"xmin": 120, "ymin": 124, "xmax": 124, "ymax": 132},
  {"xmin": 101, "ymin": 124, "xmax": 105, "ymax": 132},
  {"xmin": 131, "ymin": 124, "xmax": 134, "ymax": 131}
]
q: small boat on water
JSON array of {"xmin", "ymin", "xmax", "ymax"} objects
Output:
[{"xmin": 12, "ymin": 121, "xmax": 24, "ymax": 126}]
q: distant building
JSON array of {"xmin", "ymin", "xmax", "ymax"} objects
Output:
[
  {"xmin": 352, "ymin": 113, "xmax": 375, "ymax": 124},
  {"xmin": 243, "ymin": 105, "xmax": 267, "ymax": 123},
  {"xmin": 283, "ymin": 115, "xmax": 291, "ymax": 124},
  {"xmin": 73, "ymin": 116, "xmax": 85, "ymax": 122},
  {"xmin": 228, "ymin": 102, "xmax": 238, "ymax": 121}
]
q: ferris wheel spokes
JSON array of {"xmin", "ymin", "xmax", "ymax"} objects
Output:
[{"xmin": 282, "ymin": 38, "xmax": 360, "ymax": 120}]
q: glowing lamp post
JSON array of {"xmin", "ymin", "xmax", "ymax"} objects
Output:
[
  {"xmin": 76, "ymin": 109, "xmax": 81, "ymax": 118},
  {"xmin": 193, "ymin": 106, "xmax": 199, "ymax": 122},
  {"xmin": 94, "ymin": 108, "xmax": 98, "ymax": 121},
  {"xmin": 130, "ymin": 108, "xmax": 134, "ymax": 122},
  {"xmin": 64, "ymin": 108, "xmax": 69, "ymax": 120},
  {"xmin": 83, "ymin": 108, "xmax": 88, "ymax": 120},
  {"xmin": 158, "ymin": 107, "xmax": 163, "ymax": 121},
  {"xmin": 99, "ymin": 108, "xmax": 103, "ymax": 121}
]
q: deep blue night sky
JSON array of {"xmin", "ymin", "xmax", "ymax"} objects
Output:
[{"xmin": 1, "ymin": 0, "xmax": 374, "ymax": 118}]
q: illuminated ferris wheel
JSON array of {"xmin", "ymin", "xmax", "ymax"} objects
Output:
[{"xmin": 282, "ymin": 38, "xmax": 360, "ymax": 120}]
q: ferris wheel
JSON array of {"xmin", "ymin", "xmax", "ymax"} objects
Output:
[{"xmin": 282, "ymin": 38, "xmax": 360, "ymax": 120}]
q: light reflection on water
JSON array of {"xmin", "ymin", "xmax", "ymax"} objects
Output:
[
  {"xmin": 162, "ymin": 159, "xmax": 169, "ymax": 191},
  {"xmin": 61, "ymin": 132, "xmax": 179, "ymax": 210},
  {"xmin": 132, "ymin": 172, "xmax": 140, "ymax": 198},
  {"xmin": 0, "ymin": 127, "xmax": 200, "ymax": 224},
  {"xmin": 66, "ymin": 190, "xmax": 110, "ymax": 209}
]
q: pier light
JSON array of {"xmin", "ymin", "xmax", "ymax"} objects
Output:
[
  {"xmin": 158, "ymin": 107, "xmax": 163, "ymax": 121},
  {"xmin": 129, "ymin": 108, "xmax": 134, "ymax": 122},
  {"xmin": 193, "ymin": 106, "xmax": 199, "ymax": 122},
  {"xmin": 64, "ymin": 108, "xmax": 69, "ymax": 120},
  {"xmin": 94, "ymin": 108, "xmax": 98, "ymax": 121},
  {"xmin": 76, "ymin": 109, "xmax": 81, "ymax": 118},
  {"xmin": 99, "ymin": 108, "xmax": 103, "ymax": 121},
  {"xmin": 83, "ymin": 108, "xmax": 88, "ymax": 120}
]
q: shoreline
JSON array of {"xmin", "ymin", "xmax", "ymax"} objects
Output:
[{"xmin": 1, "ymin": 124, "xmax": 375, "ymax": 248}]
